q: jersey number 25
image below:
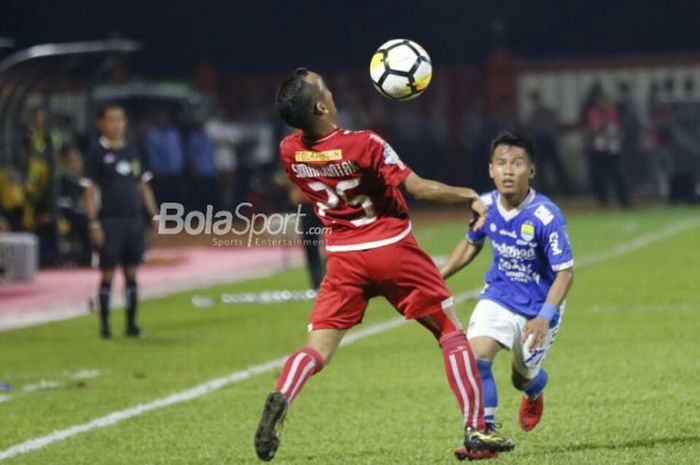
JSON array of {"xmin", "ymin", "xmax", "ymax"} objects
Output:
[{"xmin": 307, "ymin": 179, "xmax": 376, "ymax": 226}]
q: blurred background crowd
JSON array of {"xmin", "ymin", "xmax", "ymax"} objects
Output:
[{"xmin": 1, "ymin": 1, "xmax": 700, "ymax": 270}]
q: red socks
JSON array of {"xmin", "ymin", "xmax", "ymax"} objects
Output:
[
  {"xmin": 275, "ymin": 347, "xmax": 324, "ymax": 404},
  {"xmin": 274, "ymin": 331, "xmax": 485, "ymax": 433},
  {"xmin": 439, "ymin": 331, "xmax": 486, "ymax": 431}
]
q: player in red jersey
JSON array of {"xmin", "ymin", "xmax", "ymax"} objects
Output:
[{"xmin": 254, "ymin": 68, "xmax": 515, "ymax": 462}]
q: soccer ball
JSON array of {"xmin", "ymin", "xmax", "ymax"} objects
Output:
[{"xmin": 369, "ymin": 39, "xmax": 432, "ymax": 101}]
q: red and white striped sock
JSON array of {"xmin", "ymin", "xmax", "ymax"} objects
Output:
[
  {"xmin": 439, "ymin": 331, "xmax": 486, "ymax": 431},
  {"xmin": 275, "ymin": 347, "xmax": 324, "ymax": 404}
]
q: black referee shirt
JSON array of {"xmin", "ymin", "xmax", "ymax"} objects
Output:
[{"xmin": 82, "ymin": 138, "xmax": 153, "ymax": 218}]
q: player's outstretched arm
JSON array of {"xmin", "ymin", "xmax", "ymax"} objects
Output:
[
  {"xmin": 401, "ymin": 172, "xmax": 487, "ymax": 229},
  {"xmin": 440, "ymin": 238, "xmax": 484, "ymax": 280},
  {"xmin": 402, "ymin": 171, "xmax": 478, "ymax": 203}
]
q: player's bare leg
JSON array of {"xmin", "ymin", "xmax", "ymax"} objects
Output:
[
  {"xmin": 255, "ymin": 328, "xmax": 345, "ymax": 461},
  {"xmin": 417, "ymin": 307, "xmax": 514, "ymax": 459},
  {"xmin": 512, "ymin": 366, "xmax": 546, "ymax": 432}
]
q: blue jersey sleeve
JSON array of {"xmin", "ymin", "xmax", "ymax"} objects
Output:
[
  {"xmin": 467, "ymin": 225, "xmax": 486, "ymax": 243},
  {"xmin": 537, "ymin": 205, "xmax": 574, "ymax": 271}
]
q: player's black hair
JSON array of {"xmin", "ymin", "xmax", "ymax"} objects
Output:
[
  {"xmin": 97, "ymin": 102, "xmax": 125, "ymax": 119},
  {"xmin": 490, "ymin": 130, "xmax": 535, "ymax": 163},
  {"xmin": 275, "ymin": 67, "xmax": 322, "ymax": 130}
]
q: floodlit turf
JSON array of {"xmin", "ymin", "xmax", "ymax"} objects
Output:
[{"xmin": 1, "ymin": 206, "xmax": 699, "ymax": 464}]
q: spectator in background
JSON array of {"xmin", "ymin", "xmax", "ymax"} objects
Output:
[
  {"xmin": 24, "ymin": 107, "xmax": 62, "ymax": 262},
  {"xmin": 459, "ymin": 97, "xmax": 485, "ymax": 188},
  {"xmin": 146, "ymin": 110, "xmax": 184, "ymax": 205},
  {"xmin": 184, "ymin": 113, "xmax": 217, "ymax": 211},
  {"xmin": 55, "ymin": 114, "xmax": 79, "ymax": 147},
  {"xmin": 56, "ymin": 144, "xmax": 90, "ymax": 265},
  {"xmin": 23, "ymin": 108, "xmax": 57, "ymax": 229},
  {"xmin": 241, "ymin": 115, "xmax": 276, "ymax": 207},
  {"xmin": 616, "ymin": 82, "xmax": 644, "ymax": 188},
  {"xmin": 667, "ymin": 78, "xmax": 700, "ymax": 203},
  {"xmin": 584, "ymin": 89, "xmax": 631, "ymax": 208},
  {"xmin": 663, "ymin": 78, "xmax": 677, "ymax": 105},
  {"xmin": 25, "ymin": 107, "xmax": 63, "ymax": 163},
  {"xmin": 646, "ymin": 81, "xmax": 674, "ymax": 200},
  {"xmin": 525, "ymin": 91, "xmax": 572, "ymax": 195},
  {"xmin": 580, "ymin": 81, "xmax": 604, "ymax": 122},
  {"xmin": 0, "ymin": 166, "xmax": 25, "ymax": 231},
  {"xmin": 206, "ymin": 113, "xmax": 242, "ymax": 211},
  {"xmin": 683, "ymin": 78, "xmax": 697, "ymax": 102}
]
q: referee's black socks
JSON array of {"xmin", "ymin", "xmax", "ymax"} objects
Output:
[
  {"xmin": 99, "ymin": 281, "xmax": 111, "ymax": 337},
  {"xmin": 125, "ymin": 280, "xmax": 138, "ymax": 330}
]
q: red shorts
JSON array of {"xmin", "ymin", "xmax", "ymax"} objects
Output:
[{"xmin": 308, "ymin": 234, "xmax": 453, "ymax": 331}]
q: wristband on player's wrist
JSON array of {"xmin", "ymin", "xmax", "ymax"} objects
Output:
[
  {"xmin": 537, "ymin": 302, "xmax": 558, "ymax": 321},
  {"xmin": 89, "ymin": 220, "xmax": 101, "ymax": 228}
]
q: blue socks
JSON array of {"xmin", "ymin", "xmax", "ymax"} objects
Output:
[
  {"xmin": 476, "ymin": 359, "xmax": 498, "ymax": 426},
  {"xmin": 477, "ymin": 359, "xmax": 548, "ymax": 425},
  {"xmin": 524, "ymin": 369, "xmax": 548, "ymax": 400}
]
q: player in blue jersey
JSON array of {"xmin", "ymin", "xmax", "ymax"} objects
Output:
[{"xmin": 441, "ymin": 131, "xmax": 574, "ymax": 433}]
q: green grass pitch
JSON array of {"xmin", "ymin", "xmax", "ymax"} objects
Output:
[{"xmin": 1, "ymin": 206, "xmax": 699, "ymax": 464}]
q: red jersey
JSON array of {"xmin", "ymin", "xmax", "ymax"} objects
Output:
[{"xmin": 280, "ymin": 128, "xmax": 412, "ymax": 251}]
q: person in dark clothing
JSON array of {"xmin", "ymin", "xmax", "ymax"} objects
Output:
[
  {"xmin": 184, "ymin": 115, "xmax": 218, "ymax": 211},
  {"xmin": 56, "ymin": 144, "xmax": 90, "ymax": 265},
  {"xmin": 584, "ymin": 93, "xmax": 631, "ymax": 208},
  {"xmin": 81, "ymin": 104, "xmax": 158, "ymax": 338},
  {"xmin": 289, "ymin": 184, "xmax": 325, "ymax": 289},
  {"xmin": 526, "ymin": 91, "xmax": 572, "ymax": 195}
]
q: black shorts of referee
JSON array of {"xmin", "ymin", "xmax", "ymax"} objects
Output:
[{"xmin": 98, "ymin": 215, "xmax": 145, "ymax": 269}]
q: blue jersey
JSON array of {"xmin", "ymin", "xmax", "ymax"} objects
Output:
[{"xmin": 467, "ymin": 189, "xmax": 574, "ymax": 319}]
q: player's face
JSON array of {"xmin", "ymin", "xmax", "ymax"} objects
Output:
[
  {"xmin": 98, "ymin": 107, "xmax": 127, "ymax": 140},
  {"xmin": 489, "ymin": 144, "xmax": 535, "ymax": 196},
  {"xmin": 306, "ymin": 72, "xmax": 337, "ymax": 118}
]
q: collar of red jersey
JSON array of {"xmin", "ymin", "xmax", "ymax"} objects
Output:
[{"xmin": 303, "ymin": 127, "xmax": 342, "ymax": 144}]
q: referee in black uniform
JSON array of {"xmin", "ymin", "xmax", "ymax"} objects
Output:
[{"xmin": 82, "ymin": 104, "xmax": 158, "ymax": 338}]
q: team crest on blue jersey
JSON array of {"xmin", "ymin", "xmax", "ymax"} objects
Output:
[
  {"xmin": 520, "ymin": 222, "xmax": 535, "ymax": 241},
  {"xmin": 490, "ymin": 223, "xmax": 497, "ymax": 232}
]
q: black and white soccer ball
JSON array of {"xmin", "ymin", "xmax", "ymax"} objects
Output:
[{"xmin": 369, "ymin": 39, "xmax": 432, "ymax": 101}]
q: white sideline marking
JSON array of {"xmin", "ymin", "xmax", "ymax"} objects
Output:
[
  {"xmin": 1, "ymin": 218, "xmax": 698, "ymax": 461},
  {"xmin": 0, "ymin": 320, "xmax": 401, "ymax": 461},
  {"xmin": 575, "ymin": 217, "xmax": 700, "ymax": 267},
  {"xmin": 0, "ymin": 395, "xmax": 11, "ymax": 404},
  {"xmin": 65, "ymin": 369, "xmax": 101, "ymax": 381},
  {"xmin": 22, "ymin": 380, "xmax": 61, "ymax": 393}
]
